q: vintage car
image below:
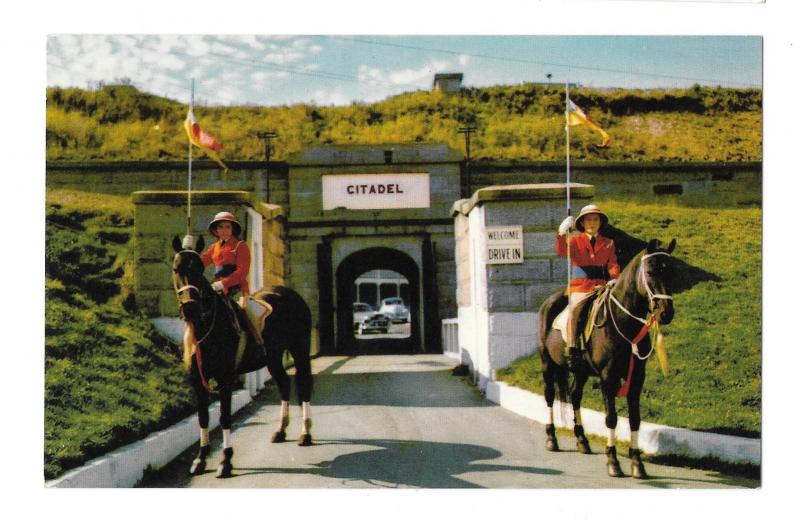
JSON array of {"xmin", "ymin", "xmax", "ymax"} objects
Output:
[
  {"xmin": 356, "ymin": 313, "xmax": 391, "ymax": 335},
  {"xmin": 378, "ymin": 297, "xmax": 409, "ymax": 323},
  {"xmin": 352, "ymin": 302, "xmax": 375, "ymax": 326}
]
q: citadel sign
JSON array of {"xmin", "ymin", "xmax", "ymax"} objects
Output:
[{"xmin": 322, "ymin": 173, "xmax": 431, "ymax": 210}]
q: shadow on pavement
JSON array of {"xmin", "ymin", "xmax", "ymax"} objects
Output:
[{"xmin": 233, "ymin": 438, "xmax": 562, "ymax": 488}]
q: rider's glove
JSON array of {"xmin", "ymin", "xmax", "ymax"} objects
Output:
[
  {"xmin": 211, "ymin": 281, "xmax": 225, "ymax": 293},
  {"xmin": 558, "ymin": 216, "xmax": 575, "ymax": 236}
]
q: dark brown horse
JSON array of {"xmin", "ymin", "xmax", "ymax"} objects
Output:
[
  {"xmin": 538, "ymin": 238, "xmax": 676, "ymax": 479},
  {"xmin": 171, "ymin": 236, "xmax": 313, "ymax": 478}
]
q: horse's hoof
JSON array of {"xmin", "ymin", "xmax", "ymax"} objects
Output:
[
  {"xmin": 544, "ymin": 424, "xmax": 559, "ymax": 451},
  {"xmin": 298, "ymin": 433, "xmax": 313, "ymax": 446},
  {"xmin": 574, "ymin": 426, "xmax": 591, "ymax": 454},
  {"xmin": 607, "ymin": 460, "xmax": 624, "ymax": 478},
  {"xmin": 631, "ymin": 462, "xmax": 649, "ymax": 479},
  {"xmin": 189, "ymin": 458, "xmax": 206, "ymax": 476},
  {"xmin": 271, "ymin": 430, "xmax": 287, "ymax": 443},
  {"xmin": 576, "ymin": 437, "xmax": 592, "ymax": 454},
  {"xmin": 605, "ymin": 446, "xmax": 623, "ymax": 477},
  {"xmin": 215, "ymin": 461, "xmax": 233, "ymax": 478},
  {"xmin": 215, "ymin": 447, "xmax": 233, "ymax": 478},
  {"xmin": 629, "ymin": 448, "xmax": 649, "ymax": 479}
]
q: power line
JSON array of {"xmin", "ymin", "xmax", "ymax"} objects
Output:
[{"xmin": 329, "ymin": 36, "xmax": 761, "ymax": 89}]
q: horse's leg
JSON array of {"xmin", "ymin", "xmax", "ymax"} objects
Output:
[
  {"xmin": 294, "ymin": 350, "xmax": 314, "ymax": 446},
  {"xmin": 215, "ymin": 383, "xmax": 234, "ymax": 478},
  {"xmin": 601, "ymin": 378, "xmax": 623, "ymax": 477},
  {"xmin": 627, "ymin": 360, "xmax": 648, "ymax": 479},
  {"xmin": 265, "ymin": 348, "xmax": 291, "ymax": 443},
  {"xmin": 189, "ymin": 363, "xmax": 210, "ymax": 476},
  {"xmin": 571, "ymin": 371, "xmax": 592, "ymax": 454},
  {"xmin": 541, "ymin": 340, "xmax": 559, "ymax": 452}
]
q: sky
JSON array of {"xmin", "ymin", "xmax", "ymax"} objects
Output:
[{"xmin": 46, "ymin": 35, "xmax": 762, "ymax": 107}]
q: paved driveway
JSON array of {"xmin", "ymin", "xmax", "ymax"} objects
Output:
[{"xmin": 142, "ymin": 355, "xmax": 757, "ymax": 489}]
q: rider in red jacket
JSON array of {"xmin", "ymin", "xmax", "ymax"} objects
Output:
[
  {"xmin": 200, "ymin": 211, "xmax": 262, "ymax": 346},
  {"xmin": 555, "ymin": 204, "xmax": 620, "ymax": 368}
]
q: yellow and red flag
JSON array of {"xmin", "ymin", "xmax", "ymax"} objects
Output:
[
  {"xmin": 184, "ymin": 108, "xmax": 228, "ymax": 170},
  {"xmin": 567, "ymin": 99, "xmax": 611, "ymax": 148}
]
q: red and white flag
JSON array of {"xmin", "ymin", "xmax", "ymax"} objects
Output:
[{"xmin": 184, "ymin": 108, "xmax": 227, "ymax": 169}]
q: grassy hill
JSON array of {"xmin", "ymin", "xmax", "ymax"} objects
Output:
[
  {"xmin": 46, "ymin": 83, "xmax": 761, "ymax": 163},
  {"xmin": 45, "ymin": 190, "xmax": 195, "ymax": 480},
  {"xmin": 498, "ymin": 199, "xmax": 761, "ymax": 437}
]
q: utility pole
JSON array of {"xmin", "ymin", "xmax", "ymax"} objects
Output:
[
  {"xmin": 256, "ymin": 131, "xmax": 278, "ymax": 203},
  {"xmin": 458, "ymin": 127, "xmax": 477, "ymax": 197}
]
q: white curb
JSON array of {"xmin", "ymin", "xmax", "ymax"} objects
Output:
[
  {"xmin": 46, "ymin": 389, "xmax": 253, "ymax": 488},
  {"xmin": 486, "ymin": 380, "xmax": 760, "ymax": 465}
]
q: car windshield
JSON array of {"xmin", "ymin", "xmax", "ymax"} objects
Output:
[
  {"xmin": 353, "ymin": 303, "xmax": 372, "ymax": 311},
  {"xmin": 382, "ymin": 298, "xmax": 403, "ymax": 305}
]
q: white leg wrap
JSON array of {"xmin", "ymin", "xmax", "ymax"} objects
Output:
[
  {"xmin": 631, "ymin": 431, "xmax": 639, "ymax": 451},
  {"xmin": 302, "ymin": 402, "xmax": 311, "ymax": 421},
  {"xmin": 200, "ymin": 428, "xmax": 209, "ymax": 447},
  {"xmin": 546, "ymin": 407, "xmax": 554, "ymax": 425},
  {"xmin": 574, "ymin": 409, "xmax": 583, "ymax": 426},
  {"xmin": 222, "ymin": 429, "xmax": 232, "ymax": 449},
  {"xmin": 280, "ymin": 400, "xmax": 289, "ymax": 418},
  {"xmin": 607, "ymin": 428, "xmax": 616, "ymax": 447}
]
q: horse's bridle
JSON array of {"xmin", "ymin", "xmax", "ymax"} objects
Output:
[
  {"xmin": 607, "ymin": 251, "xmax": 673, "ymax": 359},
  {"xmin": 173, "ymin": 250, "xmax": 217, "ymax": 345}
]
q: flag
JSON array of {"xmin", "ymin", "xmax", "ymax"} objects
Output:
[
  {"xmin": 567, "ymin": 99, "xmax": 611, "ymax": 148},
  {"xmin": 184, "ymin": 108, "xmax": 228, "ymax": 170}
]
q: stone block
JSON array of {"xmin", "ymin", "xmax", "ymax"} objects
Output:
[
  {"xmin": 488, "ymin": 285, "xmax": 525, "ymax": 311},
  {"xmin": 551, "ymin": 258, "xmax": 568, "ymax": 281},
  {"xmin": 525, "ymin": 283, "xmax": 565, "ymax": 311},
  {"xmin": 524, "ymin": 232, "xmax": 556, "ymax": 256},
  {"xmin": 489, "ymin": 312, "xmax": 537, "ymax": 336},
  {"xmin": 487, "ymin": 259, "xmax": 551, "ymax": 282},
  {"xmin": 485, "ymin": 205, "xmax": 553, "ymax": 228}
]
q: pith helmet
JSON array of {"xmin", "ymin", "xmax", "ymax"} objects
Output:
[
  {"xmin": 575, "ymin": 204, "xmax": 608, "ymax": 232},
  {"xmin": 208, "ymin": 211, "xmax": 242, "ymax": 237}
]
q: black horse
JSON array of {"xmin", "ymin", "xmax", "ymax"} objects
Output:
[
  {"xmin": 171, "ymin": 236, "xmax": 314, "ymax": 478},
  {"xmin": 538, "ymin": 238, "xmax": 676, "ymax": 479}
]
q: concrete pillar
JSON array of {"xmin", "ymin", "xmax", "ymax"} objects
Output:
[{"xmin": 451, "ymin": 183, "xmax": 595, "ymax": 389}]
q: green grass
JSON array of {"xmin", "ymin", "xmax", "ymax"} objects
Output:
[
  {"xmin": 46, "ymin": 83, "xmax": 762, "ymax": 163},
  {"xmin": 498, "ymin": 200, "xmax": 761, "ymax": 437},
  {"xmin": 45, "ymin": 190, "xmax": 195, "ymax": 480}
]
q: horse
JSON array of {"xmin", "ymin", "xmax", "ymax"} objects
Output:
[
  {"xmin": 538, "ymin": 238, "xmax": 677, "ymax": 479},
  {"xmin": 171, "ymin": 235, "xmax": 314, "ymax": 478}
]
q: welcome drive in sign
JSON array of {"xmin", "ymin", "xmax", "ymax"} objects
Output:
[
  {"xmin": 486, "ymin": 226, "xmax": 524, "ymax": 264},
  {"xmin": 322, "ymin": 173, "xmax": 431, "ymax": 210}
]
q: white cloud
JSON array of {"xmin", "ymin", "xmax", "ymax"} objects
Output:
[{"xmin": 311, "ymin": 88, "xmax": 351, "ymax": 106}]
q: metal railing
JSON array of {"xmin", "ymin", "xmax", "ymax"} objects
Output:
[{"xmin": 441, "ymin": 318, "xmax": 459, "ymax": 358}]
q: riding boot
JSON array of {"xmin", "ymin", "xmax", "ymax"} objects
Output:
[{"xmin": 566, "ymin": 309, "xmax": 582, "ymax": 370}]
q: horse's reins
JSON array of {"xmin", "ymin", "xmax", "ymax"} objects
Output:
[{"xmin": 606, "ymin": 251, "xmax": 673, "ymax": 397}]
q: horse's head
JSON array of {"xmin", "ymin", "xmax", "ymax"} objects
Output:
[
  {"xmin": 171, "ymin": 235, "xmax": 206, "ymax": 321},
  {"xmin": 639, "ymin": 238, "xmax": 677, "ymax": 325}
]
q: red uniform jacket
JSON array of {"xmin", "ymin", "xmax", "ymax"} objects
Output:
[
  {"xmin": 200, "ymin": 238, "xmax": 251, "ymax": 296},
  {"xmin": 556, "ymin": 233, "xmax": 620, "ymax": 294}
]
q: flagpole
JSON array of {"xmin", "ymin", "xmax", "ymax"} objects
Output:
[
  {"xmin": 187, "ymin": 78, "xmax": 194, "ymax": 237},
  {"xmin": 565, "ymin": 78, "xmax": 573, "ymax": 352}
]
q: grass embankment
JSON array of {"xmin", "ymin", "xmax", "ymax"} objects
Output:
[
  {"xmin": 46, "ymin": 83, "xmax": 761, "ymax": 162},
  {"xmin": 498, "ymin": 200, "xmax": 761, "ymax": 437},
  {"xmin": 45, "ymin": 190, "xmax": 194, "ymax": 480}
]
